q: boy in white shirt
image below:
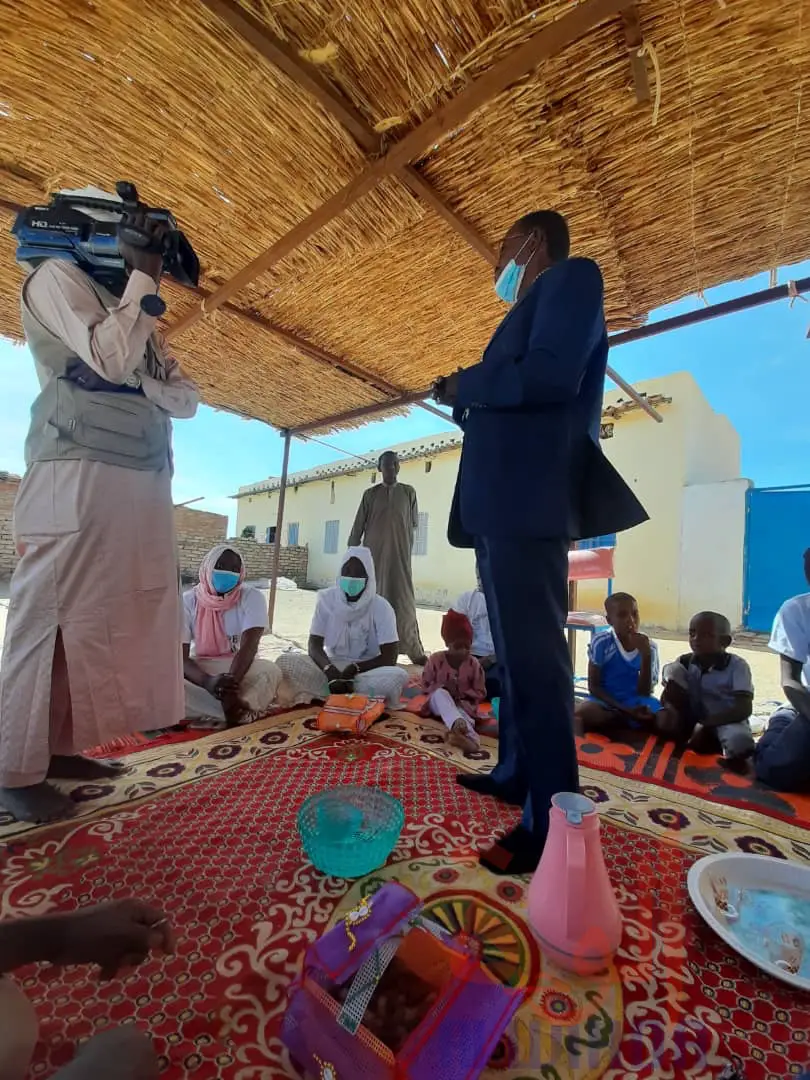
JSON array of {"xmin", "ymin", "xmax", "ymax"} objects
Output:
[
  {"xmin": 755, "ymin": 550, "xmax": 810, "ymax": 792},
  {"xmin": 660, "ymin": 611, "xmax": 755, "ymax": 772}
]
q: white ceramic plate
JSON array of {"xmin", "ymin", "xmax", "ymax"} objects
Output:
[{"xmin": 687, "ymin": 852, "xmax": 810, "ymax": 991}]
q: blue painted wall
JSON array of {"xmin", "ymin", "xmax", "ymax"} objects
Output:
[{"xmin": 743, "ymin": 486, "xmax": 810, "ymax": 632}]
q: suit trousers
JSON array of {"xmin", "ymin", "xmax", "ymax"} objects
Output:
[{"xmin": 475, "ymin": 535, "xmax": 579, "ymax": 843}]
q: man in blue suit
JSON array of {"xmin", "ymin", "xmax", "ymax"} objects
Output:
[{"xmin": 434, "ymin": 210, "xmax": 648, "ymax": 874}]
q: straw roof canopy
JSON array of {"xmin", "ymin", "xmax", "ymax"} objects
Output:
[{"xmin": 0, "ymin": 0, "xmax": 808, "ymax": 431}]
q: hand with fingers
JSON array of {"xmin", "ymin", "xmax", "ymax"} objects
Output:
[
  {"xmin": 206, "ymin": 673, "xmax": 240, "ymax": 701},
  {"xmin": 53, "ymin": 899, "xmax": 175, "ymax": 980},
  {"xmin": 432, "ymin": 370, "xmax": 460, "ymax": 406},
  {"xmin": 118, "ymin": 212, "xmax": 168, "ymax": 282}
]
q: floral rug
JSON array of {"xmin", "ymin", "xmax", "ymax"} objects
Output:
[
  {"xmin": 83, "ymin": 679, "xmax": 810, "ymax": 832},
  {"xmin": 577, "ymin": 727, "xmax": 810, "ymax": 829},
  {"xmin": 401, "ymin": 678, "xmax": 810, "ymax": 829},
  {"xmin": 1, "ymin": 714, "xmax": 808, "ymax": 1079}
]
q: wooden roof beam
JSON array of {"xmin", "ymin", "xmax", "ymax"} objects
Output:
[
  {"xmin": 194, "ymin": 2, "xmax": 653, "ymax": 424},
  {"xmin": 197, "ymin": 0, "xmax": 497, "ymax": 267},
  {"xmin": 397, "ymin": 166, "xmax": 496, "ymax": 265},
  {"xmin": 204, "ymin": 296, "xmax": 402, "ymax": 398},
  {"xmin": 290, "ymin": 389, "xmax": 434, "ymax": 435},
  {"xmin": 169, "ymin": 0, "xmax": 632, "ymax": 340},
  {"xmin": 0, "ymin": 194, "xmax": 405, "ymax": 399},
  {"xmin": 0, "ymin": 194, "xmax": 445, "ymax": 413},
  {"xmin": 622, "ymin": 6, "xmax": 651, "ymax": 104},
  {"xmin": 197, "ymin": 0, "xmax": 381, "ymax": 156}
]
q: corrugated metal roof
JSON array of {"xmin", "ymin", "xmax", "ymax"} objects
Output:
[
  {"xmin": 233, "ymin": 390, "xmax": 672, "ymax": 498},
  {"xmin": 235, "ymin": 431, "xmax": 462, "ymax": 497}
]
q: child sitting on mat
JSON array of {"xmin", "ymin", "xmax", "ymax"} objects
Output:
[
  {"xmin": 755, "ymin": 554, "xmax": 810, "ymax": 792},
  {"xmin": 575, "ymin": 592, "xmax": 669, "ymax": 734},
  {"xmin": 421, "ymin": 610, "xmax": 485, "ymax": 756},
  {"xmin": 660, "ymin": 610, "xmax": 755, "ymax": 773},
  {"xmin": 454, "ymin": 562, "xmax": 500, "ymax": 700}
]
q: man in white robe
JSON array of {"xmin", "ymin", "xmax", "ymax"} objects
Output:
[{"xmin": 0, "ymin": 189, "xmax": 198, "ymax": 822}]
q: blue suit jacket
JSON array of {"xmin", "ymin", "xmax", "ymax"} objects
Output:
[{"xmin": 448, "ymin": 257, "xmax": 648, "ymax": 546}]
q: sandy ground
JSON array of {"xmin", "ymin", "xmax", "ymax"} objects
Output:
[{"xmin": 0, "ymin": 582, "xmax": 785, "ymax": 721}]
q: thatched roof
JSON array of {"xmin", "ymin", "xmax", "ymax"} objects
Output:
[{"xmin": 0, "ymin": 0, "xmax": 807, "ymax": 431}]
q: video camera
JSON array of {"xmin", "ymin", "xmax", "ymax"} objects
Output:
[{"xmin": 11, "ymin": 181, "xmax": 200, "ymax": 290}]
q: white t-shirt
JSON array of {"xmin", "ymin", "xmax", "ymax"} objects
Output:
[
  {"xmin": 182, "ymin": 585, "xmax": 268, "ymax": 654},
  {"xmin": 769, "ymin": 592, "xmax": 810, "ymax": 686},
  {"xmin": 454, "ymin": 589, "xmax": 495, "ymax": 657},
  {"xmin": 310, "ymin": 590, "xmax": 398, "ymax": 663}
]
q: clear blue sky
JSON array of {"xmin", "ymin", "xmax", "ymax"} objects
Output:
[{"xmin": 1, "ymin": 259, "xmax": 808, "ymax": 531}]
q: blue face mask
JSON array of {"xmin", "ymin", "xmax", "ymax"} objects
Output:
[
  {"xmin": 339, "ymin": 575, "xmax": 366, "ymax": 599},
  {"xmin": 211, "ymin": 569, "xmax": 240, "ymax": 594},
  {"xmin": 494, "ymin": 237, "xmax": 534, "ymax": 305}
]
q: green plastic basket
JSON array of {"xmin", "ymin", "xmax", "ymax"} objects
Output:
[{"xmin": 297, "ymin": 784, "xmax": 404, "ymax": 878}]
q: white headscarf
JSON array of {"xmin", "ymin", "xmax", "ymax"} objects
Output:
[{"xmin": 319, "ymin": 546, "xmax": 377, "ymax": 656}]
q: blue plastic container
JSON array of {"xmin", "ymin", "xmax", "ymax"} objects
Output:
[
  {"xmin": 297, "ymin": 784, "xmax": 404, "ymax": 878},
  {"xmin": 491, "ymin": 696, "xmax": 500, "ymax": 720}
]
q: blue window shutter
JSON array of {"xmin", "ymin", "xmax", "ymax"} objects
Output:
[
  {"xmin": 413, "ymin": 512, "xmax": 429, "ymax": 556},
  {"xmin": 324, "ymin": 520, "xmax": 339, "ymax": 554}
]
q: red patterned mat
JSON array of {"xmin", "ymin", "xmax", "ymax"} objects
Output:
[
  {"xmin": 402, "ymin": 677, "xmax": 810, "ymax": 830},
  {"xmin": 83, "ymin": 707, "xmax": 308, "ymax": 758},
  {"xmin": 84, "ymin": 678, "xmax": 810, "ymax": 832},
  {"xmin": 84, "ymin": 727, "xmax": 209, "ymax": 757},
  {"xmin": 577, "ymin": 728, "xmax": 810, "ymax": 830},
  {"xmin": 2, "ymin": 729, "xmax": 808, "ymax": 1079}
]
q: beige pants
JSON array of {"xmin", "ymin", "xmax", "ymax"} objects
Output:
[
  {"xmin": 0, "ymin": 977, "xmax": 38, "ymax": 1080},
  {"xmin": 184, "ymin": 656, "xmax": 282, "ymax": 722},
  {"xmin": 275, "ymin": 651, "xmax": 409, "ymax": 709}
]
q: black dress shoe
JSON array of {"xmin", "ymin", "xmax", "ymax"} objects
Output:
[
  {"xmin": 479, "ymin": 825, "xmax": 544, "ymax": 876},
  {"xmin": 456, "ymin": 773, "xmax": 525, "ymax": 806}
]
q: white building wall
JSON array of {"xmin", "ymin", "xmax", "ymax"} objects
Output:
[
  {"xmin": 677, "ymin": 478, "xmax": 751, "ymax": 631},
  {"xmin": 240, "ymin": 452, "xmax": 477, "ymax": 604},
  {"xmin": 235, "ymin": 372, "xmax": 749, "ymax": 631}
]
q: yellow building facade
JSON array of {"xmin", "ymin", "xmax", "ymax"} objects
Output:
[{"xmin": 235, "ymin": 372, "xmax": 749, "ymax": 631}]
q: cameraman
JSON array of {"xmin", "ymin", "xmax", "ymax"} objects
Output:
[{"xmin": 0, "ymin": 189, "xmax": 199, "ymax": 823}]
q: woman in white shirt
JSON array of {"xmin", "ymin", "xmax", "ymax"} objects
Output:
[
  {"xmin": 183, "ymin": 545, "xmax": 281, "ymax": 727},
  {"xmin": 277, "ymin": 546, "xmax": 409, "ymax": 708}
]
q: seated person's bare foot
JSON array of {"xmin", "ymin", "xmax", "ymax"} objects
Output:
[
  {"xmin": 653, "ymin": 704, "xmax": 684, "ymax": 740},
  {"xmin": 722, "ymin": 752, "xmax": 753, "ymax": 776},
  {"xmin": 0, "ymin": 781, "xmax": 77, "ymax": 823},
  {"xmin": 54, "ymin": 1025, "xmax": 158, "ymax": 1079},
  {"xmin": 220, "ymin": 691, "xmax": 250, "ymax": 729},
  {"xmin": 574, "ymin": 700, "xmax": 616, "ymax": 734},
  {"xmin": 630, "ymin": 704, "xmax": 658, "ymax": 729},
  {"xmin": 326, "ymin": 677, "xmax": 354, "ymax": 695},
  {"xmin": 685, "ymin": 724, "xmax": 719, "ymax": 756},
  {"xmin": 448, "ymin": 717, "xmax": 480, "ymax": 756},
  {"xmin": 48, "ymin": 755, "xmax": 127, "ymax": 781}
]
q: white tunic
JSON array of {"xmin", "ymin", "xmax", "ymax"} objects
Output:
[{"xmin": 0, "ymin": 262, "xmax": 199, "ymax": 785}]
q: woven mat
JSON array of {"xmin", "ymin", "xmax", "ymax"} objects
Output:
[
  {"xmin": 82, "ymin": 678, "xmax": 810, "ymax": 831},
  {"xmin": 1, "ymin": 714, "xmax": 808, "ymax": 1079},
  {"xmin": 577, "ymin": 726, "xmax": 810, "ymax": 830}
]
